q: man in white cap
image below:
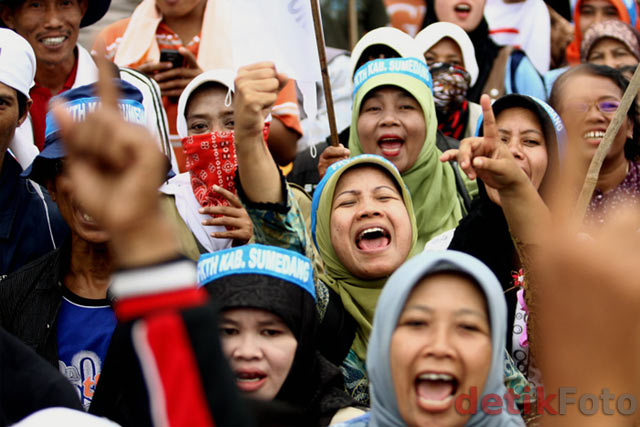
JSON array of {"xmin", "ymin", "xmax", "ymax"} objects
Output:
[{"xmin": 0, "ymin": 27, "xmax": 68, "ymax": 277}]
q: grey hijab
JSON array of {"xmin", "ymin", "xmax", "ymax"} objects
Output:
[{"xmin": 366, "ymin": 250, "xmax": 525, "ymax": 426}]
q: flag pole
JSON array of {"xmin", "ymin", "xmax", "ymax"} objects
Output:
[
  {"xmin": 574, "ymin": 63, "xmax": 640, "ymax": 221},
  {"xmin": 310, "ymin": 0, "xmax": 340, "ymax": 147},
  {"xmin": 348, "ymin": 0, "xmax": 358, "ymax": 50}
]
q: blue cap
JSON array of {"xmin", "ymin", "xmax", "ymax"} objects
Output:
[
  {"xmin": 474, "ymin": 94, "xmax": 566, "ymax": 158},
  {"xmin": 197, "ymin": 244, "xmax": 316, "ymax": 301},
  {"xmin": 22, "ymin": 79, "xmax": 145, "ymax": 186}
]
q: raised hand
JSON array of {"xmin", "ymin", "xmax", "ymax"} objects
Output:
[
  {"xmin": 234, "ymin": 62, "xmax": 289, "ymax": 204},
  {"xmin": 53, "ymin": 60, "xmax": 177, "ymax": 267},
  {"xmin": 234, "ymin": 62, "xmax": 288, "ymax": 139},
  {"xmin": 532, "ymin": 202, "xmax": 640, "ymax": 426},
  {"xmin": 199, "ymin": 186, "xmax": 253, "ymax": 244},
  {"xmin": 318, "ymin": 144, "xmax": 350, "ymax": 179},
  {"xmin": 440, "ymin": 94, "xmax": 528, "ymax": 192}
]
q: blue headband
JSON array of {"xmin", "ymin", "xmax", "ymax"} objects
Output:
[
  {"xmin": 352, "ymin": 57, "xmax": 433, "ymax": 98},
  {"xmin": 45, "ymin": 96, "xmax": 145, "ymax": 140},
  {"xmin": 197, "ymin": 244, "xmax": 316, "ymax": 301}
]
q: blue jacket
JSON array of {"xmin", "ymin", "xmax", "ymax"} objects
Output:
[{"xmin": 0, "ymin": 153, "xmax": 69, "ymax": 277}]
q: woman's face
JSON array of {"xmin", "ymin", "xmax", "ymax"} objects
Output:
[
  {"xmin": 330, "ymin": 166, "xmax": 413, "ymax": 279},
  {"xmin": 390, "ymin": 273, "xmax": 492, "ymax": 427},
  {"xmin": 357, "ymin": 87, "xmax": 426, "ymax": 173},
  {"xmin": 425, "ymin": 37, "xmax": 465, "ymax": 68},
  {"xmin": 578, "ymin": 0, "xmax": 620, "ymax": 36},
  {"xmin": 220, "ymin": 308, "xmax": 297, "ymax": 400},
  {"xmin": 555, "ymin": 73, "xmax": 632, "ymax": 165},
  {"xmin": 587, "ymin": 37, "xmax": 639, "ymax": 69},
  {"xmin": 486, "ymin": 107, "xmax": 549, "ymax": 204},
  {"xmin": 186, "ymin": 85, "xmax": 234, "ymax": 135},
  {"xmin": 434, "ymin": 0, "xmax": 486, "ymax": 33}
]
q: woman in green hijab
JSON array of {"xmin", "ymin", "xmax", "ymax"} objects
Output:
[
  {"xmin": 233, "ymin": 62, "xmax": 419, "ymax": 405},
  {"xmin": 310, "ymin": 154, "xmax": 419, "ymax": 403},
  {"xmin": 350, "ymin": 57, "xmax": 469, "ymax": 248}
]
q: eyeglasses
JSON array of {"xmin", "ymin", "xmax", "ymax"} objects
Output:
[{"xmin": 565, "ymin": 100, "xmax": 621, "ymax": 115}]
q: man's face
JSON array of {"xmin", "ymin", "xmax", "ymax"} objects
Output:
[
  {"xmin": 1, "ymin": 0, "xmax": 87, "ymax": 67},
  {"xmin": 0, "ymin": 82, "xmax": 28, "ymax": 154}
]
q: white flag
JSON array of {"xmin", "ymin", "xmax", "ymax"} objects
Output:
[{"xmin": 230, "ymin": 0, "xmax": 322, "ymax": 129}]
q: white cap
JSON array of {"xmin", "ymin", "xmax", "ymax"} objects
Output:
[
  {"xmin": 0, "ymin": 28, "xmax": 36, "ymax": 99},
  {"xmin": 14, "ymin": 408, "xmax": 121, "ymax": 427},
  {"xmin": 349, "ymin": 27, "xmax": 426, "ymax": 78},
  {"xmin": 415, "ymin": 22, "xmax": 479, "ymax": 86},
  {"xmin": 176, "ymin": 69, "xmax": 236, "ymax": 138}
]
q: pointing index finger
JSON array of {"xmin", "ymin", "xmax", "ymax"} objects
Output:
[
  {"xmin": 96, "ymin": 55, "xmax": 119, "ymax": 112},
  {"xmin": 481, "ymin": 94, "xmax": 497, "ymax": 149}
]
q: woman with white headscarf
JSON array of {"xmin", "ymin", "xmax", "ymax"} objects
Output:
[{"xmin": 415, "ymin": 22, "xmax": 483, "ymax": 140}]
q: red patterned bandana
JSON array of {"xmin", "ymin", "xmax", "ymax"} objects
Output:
[{"xmin": 182, "ymin": 125, "xmax": 270, "ymax": 209}]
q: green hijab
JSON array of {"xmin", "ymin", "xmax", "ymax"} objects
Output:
[
  {"xmin": 311, "ymin": 155, "xmax": 418, "ymax": 361},
  {"xmin": 349, "ymin": 57, "xmax": 462, "ymax": 248}
]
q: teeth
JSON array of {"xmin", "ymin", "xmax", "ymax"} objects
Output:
[
  {"xmin": 419, "ymin": 373, "xmax": 454, "ymax": 381},
  {"xmin": 82, "ymin": 212, "xmax": 94, "ymax": 222},
  {"xmin": 359, "ymin": 227, "xmax": 384, "ymax": 239},
  {"xmin": 42, "ymin": 36, "xmax": 65, "ymax": 46},
  {"xmin": 455, "ymin": 4, "xmax": 471, "ymax": 11},
  {"xmin": 237, "ymin": 377, "xmax": 261, "ymax": 383},
  {"xmin": 584, "ymin": 131, "xmax": 605, "ymax": 139}
]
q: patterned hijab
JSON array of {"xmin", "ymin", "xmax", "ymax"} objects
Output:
[
  {"xmin": 580, "ymin": 19, "xmax": 640, "ymax": 62},
  {"xmin": 566, "ymin": 0, "xmax": 640, "ymax": 65},
  {"xmin": 367, "ymin": 250, "xmax": 525, "ymax": 427}
]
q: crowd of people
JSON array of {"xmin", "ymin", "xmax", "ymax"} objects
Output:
[{"xmin": 1, "ymin": 0, "xmax": 640, "ymax": 425}]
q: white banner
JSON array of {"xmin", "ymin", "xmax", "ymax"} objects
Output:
[{"xmin": 230, "ymin": 0, "xmax": 322, "ymax": 82}]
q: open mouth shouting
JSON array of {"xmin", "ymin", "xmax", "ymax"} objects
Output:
[
  {"xmin": 415, "ymin": 372, "xmax": 459, "ymax": 412},
  {"xmin": 355, "ymin": 226, "xmax": 391, "ymax": 252},
  {"xmin": 378, "ymin": 134, "xmax": 405, "ymax": 158},
  {"xmin": 454, "ymin": 2, "xmax": 472, "ymax": 20},
  {"xmin": 235, "ymin": 370, "xmax": 267, "ymax": 393}
]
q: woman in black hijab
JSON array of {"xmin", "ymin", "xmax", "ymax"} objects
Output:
[
  {"xmin": 431, "ymin": 94, "xmax": 564, "ymax": 387},
  {"xmin": 200, "ymin": 244, "xmax": 361, "ymax": 426}
]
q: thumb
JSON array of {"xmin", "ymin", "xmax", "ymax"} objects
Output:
[
  {"xmin": 178, "ymin": 47, "xmax": 200, "ymax": 69},
  {"xmin": 472, "ymin": 156, "xmax": 509, "ymax": 178},
  {"xmin": 276, "ymin": 72, "xmax": 289, "ymax": 92}
]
